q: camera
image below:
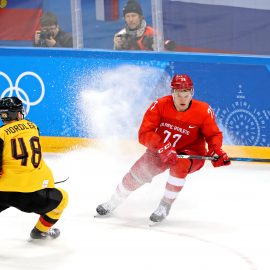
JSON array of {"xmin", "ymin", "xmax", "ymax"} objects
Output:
[
  {"xmin": 39, "ymin": 29, "xmax": 52, "ymax": 40},
  {"xmin": 116, "ymin": 34, "xmax": 131, "ymax": 49},
  {"xmin": 115, "ymin": 34, "xmax": 153, "ymax": 50}
]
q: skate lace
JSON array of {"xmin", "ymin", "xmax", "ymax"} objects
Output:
[
  {"xmin": 48, "ymin": 229, "xmax": 56, "ymax": 236},
  {"xmin": 42, "ymin": 228, "xmax": 57, "ymax": 237},
  {"xmin": 102, "ymin": 202, "xmax": 114, "ymax": 211},
  {"xmin": 102, "ymin": 197, "xmax": 122, "ymax": 211},
  {"xmin": 154, "ymin": 205, "xmax": 168, "ymax": 217}
]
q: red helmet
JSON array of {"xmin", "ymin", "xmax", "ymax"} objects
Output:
[{"xmin": 171, "ymin": 74, "xmax": 193, "ymax": 90}]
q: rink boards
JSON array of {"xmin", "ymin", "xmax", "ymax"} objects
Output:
[
  {"xmin": 40, "ymin": 136, "xmax": 270, "ymax": 160},
  {"xmin": 0, "ymin": 47, "xmax": 269, "ymax": 157}
]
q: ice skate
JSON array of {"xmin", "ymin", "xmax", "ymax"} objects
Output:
[
  {"xmin": 29, "ymin": 227, "xmax": 60, "ymax": 240},
  {"xmin": 149, "ymin": 200, "xmax": 171, "ymax": 224},
  {"xmin": 96, "ymin": 201, "xmax": 116, "ymax": 216},
  {"xmin": 96, "ymin": 194, "xmax": 124, "ymax": 216}
]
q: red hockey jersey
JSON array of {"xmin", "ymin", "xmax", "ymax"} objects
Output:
[{"xmin": 138, "ymin": 95, "xmax": 223, "ymax": 155}]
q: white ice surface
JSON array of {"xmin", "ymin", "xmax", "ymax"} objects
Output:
[{"xmin": 0, "ymin": 146, "xmax": 269, "ymax": 270}]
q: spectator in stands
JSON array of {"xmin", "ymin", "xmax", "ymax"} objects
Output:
[
  {"xmin": 113, "ymin": 0, "xmax": 154, "ymax": 50},
  {"xmin": 33, "ymin": 12, "xmax": 73, "ymax": 48},
  {"xmin": 114, "ymin": 0, "xmax": 176, "ymax": 51}
]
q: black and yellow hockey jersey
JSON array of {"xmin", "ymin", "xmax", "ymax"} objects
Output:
[{"xmin": 0, "ymin": 119, "xmax": 54, "ymax": 192}]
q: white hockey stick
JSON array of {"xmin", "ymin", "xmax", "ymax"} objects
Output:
[{"xmin": 177, "ymin": 154, "xmax": 270, "ymax": 163}]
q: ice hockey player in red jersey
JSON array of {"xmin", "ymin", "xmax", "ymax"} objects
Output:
[{"xmin": 96, "ymin": 74, "xmax": 231, "ymax": 223}]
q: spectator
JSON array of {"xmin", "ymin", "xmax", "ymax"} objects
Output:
[
  {"xmin": 114, "ymin": 0, "xmax": 154, "ymax": 50},
  {"xmin": 33, "ymin": 12, "xmax": 73, "ymax": 48}
]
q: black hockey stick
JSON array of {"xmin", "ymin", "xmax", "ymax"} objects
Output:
[
  {"xmin": 55, "ymin": 177, "xmax": 70, "ymax": 184},
  {"xmin": 177, "ymin": 154, "xmax": 270, "ymax": 163}
]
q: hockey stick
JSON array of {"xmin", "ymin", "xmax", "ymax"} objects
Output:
[
  {"xmin": 55, "ymin": 177, "xmax": 69, "ymax": 184},
  {"xmin": 177, "ymin": 154, "xmax": 270, "ymax": 163}
]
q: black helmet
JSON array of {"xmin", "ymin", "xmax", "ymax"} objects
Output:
[
  {"xmin": 0, "ymin": 97, "xmax": 24, "ymax": 121},
  {"xmin": 123, "ymin": 0, "xmax": 143, "ymax": 16}
]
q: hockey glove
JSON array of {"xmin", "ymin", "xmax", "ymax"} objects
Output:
[
  {"xmin": 157, "ymin": 142, "xmax": 177, "ymax": 165},
  {"xmin": 207, "ymin": 147, "xmax": 231, "ymax": 167}
]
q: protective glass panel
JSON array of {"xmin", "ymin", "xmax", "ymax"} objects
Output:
[{"xmin": 0, "ymin": 0, "xmax": 269, "ymax": 55}]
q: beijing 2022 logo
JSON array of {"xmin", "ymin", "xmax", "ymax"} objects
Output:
[
  {"xmin": 0, "ymin": 71, "xmax": 45, "ymax": 116},
  {"xmin": 214, "ymin": 85, "xmax": 269, "ymax": 147}
]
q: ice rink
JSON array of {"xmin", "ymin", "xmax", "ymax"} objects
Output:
[{"xmin": 0, "ymin": 145, "xmax": 269, "ymax": 270}]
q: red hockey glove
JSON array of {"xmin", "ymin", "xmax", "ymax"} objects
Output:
[
  {"xmin": 157, "ymin": 142, "xmax": 177, "ymax": 165},
  {"xmin": 207, "ymin": 147, "xmax": 231, "ymax": 167}
]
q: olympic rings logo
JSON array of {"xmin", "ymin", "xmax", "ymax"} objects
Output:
[{"xmin": 0, "ymin": 71, "xmax": 45, "ymax": 115}]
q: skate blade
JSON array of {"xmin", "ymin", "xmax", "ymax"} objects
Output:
[
  {"xmin": 149, "ymin": 221, "xmax": 162, "ymax": 227},
  {"xmin": 27, "ymin": 235, "xmax": 59, "ymax": 242},
  {"xmin": 27, "ymin": 237, "xmax": 35, "ymax": 242},
  {"xmin": 94, "ymin": 213, "xmax": 112, "ymax": 218},
  {"xmin": 27, "ymin": 237, "xmax": 48, "ymax": 243}
]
